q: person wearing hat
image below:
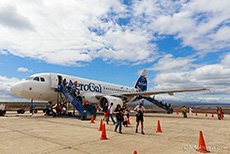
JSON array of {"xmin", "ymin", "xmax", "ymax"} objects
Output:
[{"xmin": 71, "ymin": 82, "xmax": 78, "ymax": 97}]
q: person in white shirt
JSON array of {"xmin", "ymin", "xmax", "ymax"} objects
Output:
[
  {"xmin": 106, "ymin": 103, "xmax": 116, "ymax": 124},
  {"xmin": 189, "ymin": 107, "xmax": 193, "ymax": 115},
  {"xmin": 134, "ymin": 103, "xmax": 146, "ymax": 135}
]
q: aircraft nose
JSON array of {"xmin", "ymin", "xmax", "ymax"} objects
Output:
[{"xmin": 10, "ymin": 82, "xmax": 23, "ymax": 97}]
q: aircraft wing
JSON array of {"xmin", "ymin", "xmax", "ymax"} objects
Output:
[
  {"xmin": 119, "ymin": 88, "xmax": 209, "ymax": 98},
  {"xmin": 94, "ymin": 88, "xmax": 209, "ymax": 103}
]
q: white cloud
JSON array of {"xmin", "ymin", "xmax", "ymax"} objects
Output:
[
  {"xmin": 149, "ymin": 53, "xmax": 230, "ymax": 103},
  {"xmin": 17, "ymin": 67, "xmax": 32, "ymax": 72},
  {"xmin": 0, "ymin": 0, "xmax": 158, "ymax": 66},
  {"xmin": 0, "ymin": 5, "xmax": 34, "ymax": 31},
  {"xmin": 0, "ymin": 0, "xmax": 230, "ymax": 66},
  {"xmin": 0, "ymin": 76, "xmax": 27, "ymax": 102},
  {"xmin": 149, "ymin": 54, "xmax": 196, "ymax": 72},
  {"xmin": 221, "ymin": 54, "xmax": 230, "ymax": 68},
  {"xmin": 131, "ymin": 0, "xmax": 230, "ymax": 54}
]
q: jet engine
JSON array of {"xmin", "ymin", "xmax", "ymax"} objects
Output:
[{"xmin": 99, "ymin": 96, "xmax": 123, "ymax": 109}]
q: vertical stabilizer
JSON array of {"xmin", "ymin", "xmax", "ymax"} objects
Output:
[{"xmin": 135, "ymin": 70, "xmax": 147, "ymax": 91}]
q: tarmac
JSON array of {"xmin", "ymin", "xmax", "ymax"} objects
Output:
[{"xmin": 0, "ymin": 111, "xmax": 229, "ymax": 154}]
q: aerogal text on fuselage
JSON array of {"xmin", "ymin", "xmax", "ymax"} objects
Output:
[{"xmin": 77, "ymin": 82, "xmax": 102, "ymax": 93}]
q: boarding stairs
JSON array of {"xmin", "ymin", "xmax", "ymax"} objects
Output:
[
  {"xmin": 139, "ymin": 96, "xmax": 173, "ymax": 113},
  {"xmin": 57, "ymin": 81, "xmax": 96, "ymax": 120}
]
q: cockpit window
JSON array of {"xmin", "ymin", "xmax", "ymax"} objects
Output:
[
  {"xmin": 26, "ymin": 77, "xmax": 34, "ymax": 80},
  {"xmin": 33, "ymin": 77, "xmax": 40, "ymax": 81},
  {"xmin": 40, "ymin": 77, "xmax": 45, "ymax": 82}
]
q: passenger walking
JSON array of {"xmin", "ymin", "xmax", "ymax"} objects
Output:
[
  {"xmin": 160, "ymin": 100, "xmax": 164, "ymax": 105},
  {"xmin": 103, "ymin": 103, "xmax": 109, "ymax": 121},
  {"xmin": 168, "ymin": 103, "xmax": 171, "ymax": 108},
  {"xmin": 77, "ymin": 89, "xmax": 80, "ymax": 96},
  {"xmin": 123, "ymin": 107, "xmax": 130, "ymax": 126},
  {"xmin": 220, "ymin": 107, "xmax": 224, "ymax": 118},
  {"xmin": 189, "ymin": 107, "xmax": 193, "ymax": 115},
  {"xmin": 114, "ymin": 104, "xmax": 124, "ymax": 134},
  {"xmin": 71, "ymin": 82, "xmax": 77, "ymax": 97},
  {"xmin": 83, "ymin": 100, "xmax": 89, "ymax": 106},
  {"xmin": 165, "ymin": 102, "xmax": 168, "ymax": 108},
  {"xmin": 123, "ymin": 115, "xmax": 128, "ymax": 127},
  {"xmin": 76, "ymin": 89, "xmax": 82, "ymax": 102},
  {"xmin": 62, "ymin": 78, "xmax": 67, "ymax": 86},
  {"xmin": 182, "ymin": 106, "xmax": 187, "ymax": 118},
  {"xmin": 106, "ymin": 103, "xmax": 116, "ymax": 124},
  {"xmin": 82, "ymin": 96, "xmax": 85, "ymax": 103},
  {"xmin": 134, "ymin": 103, "xmax": 146, "ymax": 135},
  {"xmin": 217, "ymin": 107, "xmax": 221, "ymax": 120},
  {"xmin": 123, "ymin": 107, "xmax": 130, "ymax": 118}
]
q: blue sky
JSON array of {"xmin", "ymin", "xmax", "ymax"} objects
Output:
[{"xmin": 0, "ymin": 0, "xmax": 230, "ymax": 103}]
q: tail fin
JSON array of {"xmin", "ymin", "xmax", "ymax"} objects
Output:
[{"xmin": 135, "ymin": 70, "xmax": 147, "ymax": 92}]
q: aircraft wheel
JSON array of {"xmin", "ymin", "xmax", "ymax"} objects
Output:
[
  {"xmin": 81, "ymin": 115, "xmax": 85, "ymax": 120},
  {"xmin": 21, "ymin": 110, "xmax": 25, "ymax": 114},
  {"xmin": 47, "ymin": 110, "xmax": 52, "ymax": 116},
  {"xmin": 2, "ymin": 110, "xmax": 6, "ymax": 114},
  {"xmin": 34, "ymin": 109, "xmax": 38, "ymax": 113}
]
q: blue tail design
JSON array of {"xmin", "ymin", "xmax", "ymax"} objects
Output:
[{"xmin": 135, "ymin": 70, "xmax": 147, "ymax": 92}]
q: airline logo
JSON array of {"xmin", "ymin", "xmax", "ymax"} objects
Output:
[
  {"xmin": 77, "ymin": 82, "xmax": 102, "ymax": 93},
  {"xmin": 138, "ymin": 82, "xmax": 147, "ymax": 86}
]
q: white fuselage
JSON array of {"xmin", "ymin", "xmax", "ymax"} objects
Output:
[{"xmin": 11, "ymin": 73, "xmax": 138, "ymax": 104}]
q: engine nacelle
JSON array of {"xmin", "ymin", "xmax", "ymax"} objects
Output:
[
  {"xmin": 99, "ymin": 96, "xmax": 123, "ymax": 109},
  {"xmin": 82, "ymin": 93, "xmax": 100, "ymax": 104}
]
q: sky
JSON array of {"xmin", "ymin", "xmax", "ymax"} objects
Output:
[{"xmin": 0, "ymin": 0, "xmax": 230, "ymax": 104}]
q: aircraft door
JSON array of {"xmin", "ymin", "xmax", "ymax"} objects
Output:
[{"xmin": 50, "ymin": 73, "xmax": 58, "ymax": 88}]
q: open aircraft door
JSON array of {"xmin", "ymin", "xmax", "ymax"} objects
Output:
[{"xmin": 50, "ymin": 73, "xmax": 58, "ymax": 88}]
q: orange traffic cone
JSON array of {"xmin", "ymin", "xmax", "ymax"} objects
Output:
[
  {"xmin": 127, "ymin": 118, "xmax": 131, "ymax": 125},
  {"xmin": 176, "ymin": 109, "xmax": 178, "ymax": 115},
  {"xmin": 205, "ymin": 112, "xmax": 207, "ymax": 117},
  {"xmin": 90, "ymin": 115, "xmax": 95, "ymax": 123},
  {"xmin": 211, "ymin": 113, "xmax": 214, "ymax": 117},
  {"xmin": 196, "ymin": 131, "xmax": 210, "ymax": 153},
  {"xmin": 133, "ymin": 150, "xmax": 137, "ymax": 154},
  {"xmin": 98, "ymin": 119, "xmax": 103, "ymax": 131},
  {"xmin": 195, "ymin": 112, "xmax": 197, "ymax": 116},
  {"xmin": 156, "ymin": 120, "xmax": 162, "ymax": 133},
  {"xmin": 220, "ymin": 113, "xmax": 223, "ymax": 119},
  {"xmin": 100, "ymin": 123, "xmax": 108, "ymax": 140}
]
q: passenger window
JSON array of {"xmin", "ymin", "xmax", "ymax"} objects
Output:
[
  {"xmin": 33, "ymin": 77, "xmax": 39, "ymax": 81},
  {"xmin": 40, "ymin": 77, "xmax": 45, "ymax": 82}
]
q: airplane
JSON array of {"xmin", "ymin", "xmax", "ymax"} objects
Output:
[{"xmin": 10, "ymin": 70, "xmax": 208, "ymax": 109}]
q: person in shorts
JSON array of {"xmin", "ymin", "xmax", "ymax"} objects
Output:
[{"xmin": 134, "ymin": 103, "xmax": 146, "ymax": 135}]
